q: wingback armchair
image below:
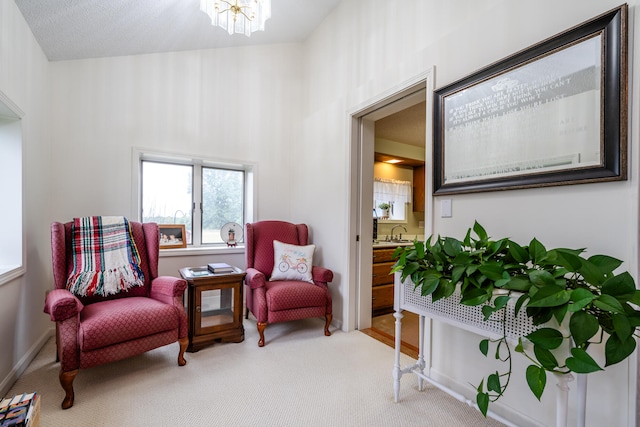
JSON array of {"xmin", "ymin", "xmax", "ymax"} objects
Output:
[
  {"xmin": 44, "ymin": 219, "xmax": 188, "ymax": 409},
  {"xmin": 244, "ymin": 220, "xmax": 333, "ymax": 347}
]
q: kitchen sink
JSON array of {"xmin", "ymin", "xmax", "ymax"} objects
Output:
[{"xmin": 372, "ymin": 239, "xmax": 413, "ymax": 246}]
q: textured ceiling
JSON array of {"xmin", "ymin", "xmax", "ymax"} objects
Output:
[
  {"xmin": 14, "ymin": 0, "xmax": 343, "ymax": 61},
  {"xmin": 375, "ymin": 101, "xmax": 426, "ymax": 148}
]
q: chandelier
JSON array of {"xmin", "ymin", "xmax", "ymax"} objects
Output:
[{"xmin": 200, "ymin": 0, "xmax": 271, "ymax": 37}]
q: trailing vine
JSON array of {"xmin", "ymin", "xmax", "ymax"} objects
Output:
[{"xmin": 392, "ymin": 221, "xmax": 640, "ymax": 416}]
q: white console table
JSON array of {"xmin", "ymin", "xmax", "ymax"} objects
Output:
[{"xmin": 392, "ymin": 273, "xmax": 587, "ymax": 427}]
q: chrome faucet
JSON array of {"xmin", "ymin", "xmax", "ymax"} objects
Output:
[{"xmin": 391, "ymin": 225, "xmax": 407, "ymax": 240}]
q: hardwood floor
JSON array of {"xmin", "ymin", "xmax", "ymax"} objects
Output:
[{"xmin": 361, "ymin": 311, "xmax": 420, "ymax": 359}]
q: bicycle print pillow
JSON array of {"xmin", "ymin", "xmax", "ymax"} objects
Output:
[{"xmin": 270, "ymin": 240, "xmax": 315, "ymax": 283}]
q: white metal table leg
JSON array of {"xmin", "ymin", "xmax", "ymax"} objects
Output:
[
  {"xmin": 576, "ymin": 374, "xmax": 587, "ymax": 427},
  {"xmin": 555, "ymin": 372, "xmax": 574, "ymax": 427},
  {"xmin": 393, "ymin": 310, "xmax": 404, "ymax": 403},
  {"xmin": 416, "ymin": 314, "xmax": 426, "ymax": 391}
]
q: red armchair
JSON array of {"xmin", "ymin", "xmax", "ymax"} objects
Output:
[
  {"xmin": 44, "ymin": 220, "xmax": 188, "ymax": 409},
  {"xmin": 244, "ymin": 220, "xmax": 333, "ymax": 347}
]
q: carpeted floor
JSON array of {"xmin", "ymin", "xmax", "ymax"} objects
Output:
[{"xmin": 5, "ymin": 318, "xmax": 505, "ymax": 426}]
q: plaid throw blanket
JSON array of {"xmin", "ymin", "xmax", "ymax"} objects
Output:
[{"xmin": 66, "ymin": 216, "xmax": 145, "ymax": 297}]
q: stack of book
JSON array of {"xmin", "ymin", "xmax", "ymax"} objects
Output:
[
  {"xmin": 0, "ymin": 392, "xmax": 40, "ymax": 427},
  {"xmin": 207, "ymin": 262, "xmax": 235, "ymax": 274}
]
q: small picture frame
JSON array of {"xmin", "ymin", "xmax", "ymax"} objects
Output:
[{"xmin": 159, "ymin": 224, "xmax": 187, "ymax": 249}]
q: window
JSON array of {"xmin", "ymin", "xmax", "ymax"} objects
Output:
[
  {"xmin": 0, "ymin": 91, "xmax": 24, "ymax": 284},
  {"xmin": 139, "ymin": 153, "xmax": 252, "ymax": 247},
  {"xmin": 373, "ymin": 178, "xmax": 411, "ymax": 221},
  {"xmin": 202, "ymin": 167, "xmax": 244, "ymax": 244}
]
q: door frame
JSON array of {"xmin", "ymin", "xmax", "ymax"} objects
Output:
[{"xmin": 347, "ymin": 68, "xmax": 434, "ymax": 331}]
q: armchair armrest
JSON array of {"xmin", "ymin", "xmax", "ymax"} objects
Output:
[
  {"xmin": 151, "ymin": 276, "xmax": 188, "ymax": 339},
  {"xmin": 150, "ymin": 276, "xmax": 187, "ymax": 305},
  {"xmin": 312, "ymin": 266, "xmax": 333, "ymax": 284},
  {"xmin": 43, "ymin": 289, "xmax": 83, "ymax": 322},
  {"xmin": 245, "ymin": 267, "xmax": 267, "ymax": 289}
]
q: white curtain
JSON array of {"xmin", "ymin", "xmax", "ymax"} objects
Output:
[{"xmin": 374, "ymin": 178, "xmax": 411, "ymax": 219}]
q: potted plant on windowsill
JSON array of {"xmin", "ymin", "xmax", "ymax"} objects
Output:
[
  {"xmin": 391, "ymin": 221, "xmax": 640, "ymax": 417},
  {"xmin": 378, "ymin": 203, "xmax": 391, "ymax": 219}
]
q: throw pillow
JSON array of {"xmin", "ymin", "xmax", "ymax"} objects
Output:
[{"xmin": 270, "ymin": 240, "xmax": 315, "ymax": 283}]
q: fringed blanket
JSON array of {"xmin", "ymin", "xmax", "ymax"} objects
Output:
[{"xmin": 66, "ymin": 216, "xmax": 145, "ymax": 297}]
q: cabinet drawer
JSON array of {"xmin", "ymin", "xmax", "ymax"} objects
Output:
[
  {"xmin": 372, "ymin": 262, "xmax": 395, "ymax": 286},
  {"xmin": 372, "ymin": 248, "xmax": 398, "ymax": 263},
  {"xmin": 372, "ymin": 284, "xmax": 394, "ymax": 311}
]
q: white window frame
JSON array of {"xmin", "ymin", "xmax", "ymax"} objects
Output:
[
  {"xmin": 0, "ymin": 90, "xmax": 25, "ymax": 286},
  {"xmin": 132, "ymin": 148, "xmax": 256, "ymax": 256}
]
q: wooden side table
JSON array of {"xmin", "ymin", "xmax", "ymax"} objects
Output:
[{"xmin": 179, "ymin": 266, "xmax": 246, "ymax": 352}]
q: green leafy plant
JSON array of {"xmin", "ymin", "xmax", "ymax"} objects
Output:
[
  {"xmin": 378, "ymin": 202, "xmax": 391, "ymax": 210},
  {"xmin": 391, "ymin": 221, "xmax": 640, "ymax": 416}
]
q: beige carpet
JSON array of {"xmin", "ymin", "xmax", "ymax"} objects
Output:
[{"xmin": 5, "ymin": 318, "xmax": 504, "ymax": 426}]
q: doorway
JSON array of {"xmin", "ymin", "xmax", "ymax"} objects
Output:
[{"xmin": 347, "ymin": 68, "xmax": 434, "ymax": 337}]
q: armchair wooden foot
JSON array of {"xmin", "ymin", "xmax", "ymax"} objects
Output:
[
  {"xmin": 257, "ymin": 322, "xmax": 267, "ymax": 347},
  {"xmin": 324, "ymin": 314, "xmax": 332, "ymax": 336},
  {"xmin": 178, "ymin": 337, "xmax": 188, "ymax": 366},
  {"xmin": 60, "ymin": 369, "xmax": 78, "ymax": 409}
]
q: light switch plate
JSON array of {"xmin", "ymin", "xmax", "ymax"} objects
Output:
[{"xmin": 441, "ymin": 199, "xmax": 452, "ymax": 218}]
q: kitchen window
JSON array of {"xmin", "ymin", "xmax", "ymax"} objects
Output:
[{"xmin": 373, "ymin": 178, "xmax": 411, "ymax": 221}]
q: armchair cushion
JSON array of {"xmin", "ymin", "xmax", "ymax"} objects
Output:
[
  {"xmin": 270, "ymin": 240, "xmax": 315, "ymax": 283},
  {"xmin": 79, "ymin": 297, "xmax": 178, "ymax": 352},
  {"xmin": 265, "ymin": 280, "xmax": 327, "ymax": 312}
]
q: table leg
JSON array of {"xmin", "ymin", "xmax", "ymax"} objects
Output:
[
  {"xmin": 554, "ymin": 372, "xmax": 574, "ymax": 427},
  {"xmin": 393, "ymin": 309, "xmax": 404, "ymax": 403},
  {"xmin": 416, "ymin": 314, "xmax": 426, "ymax": 391}
]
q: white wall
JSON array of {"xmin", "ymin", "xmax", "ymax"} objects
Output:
[
  {"xmin": 0, "ymin": 0, "xmax": 53, "ymax": 394},
  {"xmin": 46, "ymin": 44, "xmax": 304, "ymax": 280},
  {"xmin": 48, "ymin": 44, "xmax": 302, "ymax": 222},
  {"xmin": 1, "ymin": 0, "xmax": 639, "ymax": 425},
  {"xmin": 299, "ymin": 0, "xmax": 639, "ymax": 426}
]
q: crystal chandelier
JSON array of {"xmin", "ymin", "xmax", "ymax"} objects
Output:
[{"xmin": 200, "ymin": 0, "xmax": 271, "ymax": 37}]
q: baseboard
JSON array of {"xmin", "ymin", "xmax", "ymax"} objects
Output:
[
  {"xmin": 427, "ymin": 368, "xmax": 541, "ymax": 427},
  {"xmin": 0, "ymin": 328, "xmax": 54, "ymax": 397}
]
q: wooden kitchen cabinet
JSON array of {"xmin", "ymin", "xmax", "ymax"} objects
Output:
[
  {"xmin": 413, "ymin": 165, "xmax": 425, "ymax": 212},
  {"xmin": 372, "ymin": 247, "xmax": 398, "ymax": 316}
]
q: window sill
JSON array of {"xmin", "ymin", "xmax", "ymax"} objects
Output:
[
  {"xmin": 0, "ymin": 265, "xmax": 25, "ymax": 287},
  {"xmin": 159, "ymin": 245, "xmax": 245, "ymax": 258}
]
